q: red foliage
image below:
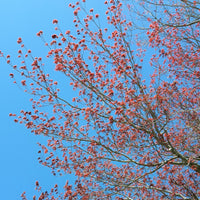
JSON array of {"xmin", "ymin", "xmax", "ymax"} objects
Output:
[{"xmin": 2, "ymin": 0, "xmax": 200, "ymax": 199}]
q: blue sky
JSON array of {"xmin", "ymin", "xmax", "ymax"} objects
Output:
[{"xmin": 0, "ymin": 0, "xmax": 89, "ymax": 199}]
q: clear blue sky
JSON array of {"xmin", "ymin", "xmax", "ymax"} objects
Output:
[{"xmin": 0, "ymin": 0, "xmax": 104, "ymax": 199}]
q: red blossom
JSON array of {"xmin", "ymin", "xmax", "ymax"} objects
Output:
[
  {"xmin": 52, "ymin": 34, "xmax": 58, "ymax": 39},
  {"xmin": 9, "ymin": 73, "xmax": 14, "ymax": 78},
  {"xmin": 21, "ymin": 80, "xmax": 26, "ymax": 86},
  {"xmin": 17, "ymin": 37, "xmax": 22, "ymax": 44},
  {"xmin": 36, "ymin": 31, "xmax": 43, "ymax": 36},
  {"xmin": 35, "ymin": 181, "xmax": 39, "ymax": 186},
  {"xmin": 52, "ymin": 19, "xmax": 58, "ymax": 24},
  {"xmin": 74, "ymin": 10, "xmax": 78, "ymax": 16}
]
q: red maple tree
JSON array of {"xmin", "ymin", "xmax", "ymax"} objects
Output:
[{"xmin": 2, "ymin": 0, "xmax": 200, "ymax": 199}]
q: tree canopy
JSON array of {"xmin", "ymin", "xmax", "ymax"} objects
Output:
[{"xmin": 2, "ymin": 0, "xmax": 200, "ymax": 199}]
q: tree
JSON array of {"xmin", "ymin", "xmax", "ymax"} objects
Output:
[{"xmin": 1, "ymin": 0, "xmax": 200, "ymax": 199}]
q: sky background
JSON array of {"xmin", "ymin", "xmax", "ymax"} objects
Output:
[{"xmin": 0, "ymin": 0, "xmax": 104, "ymax": 199}]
